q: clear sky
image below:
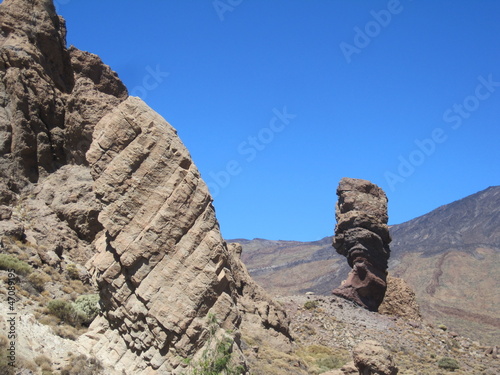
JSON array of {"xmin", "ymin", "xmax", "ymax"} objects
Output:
[{"xmin": 53, "ymin": 0, "xmax": 499, "ymax": 241}]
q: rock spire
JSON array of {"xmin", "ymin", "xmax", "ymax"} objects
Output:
[{"xmin": 332, "ymin": 177, "xmax": 391, "ymax": 311}]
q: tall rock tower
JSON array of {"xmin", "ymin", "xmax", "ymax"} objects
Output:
[{"xmin": 332, "ymin": 178, "xmax": 392, "ymax": 311}]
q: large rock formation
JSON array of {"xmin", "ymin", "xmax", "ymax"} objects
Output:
[
  {"xmin": 0, "ymin": 1, "xmax": 293, "ymax": 374},
  {"xmin": 332, "ymin": 178, "xmax": 391, "ymax": 311},
  {"xmin": 0, "ymin": 0, "xmax": 125, "ymax": 262},
  {"xmin": 0, "ymin": 0, "xmax": 127, "ymax": 193},
  {"xmin": 81, "ymin": 97, "xmax": 291, "ymax": 373}
]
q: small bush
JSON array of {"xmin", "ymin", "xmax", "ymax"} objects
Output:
[
  {"xmin": 66, "ymin": 264, "xmax": 80, "ymax": 280},
  {"xmin": 61, "ymin": 286, "xmax": 74, "ymax": 294},
  {"xmin": 438, "ymin": 357, "xmax": 460, "ymax": 371},
  {"xmin": 299, "ymin": 324, "xmax": 316, "ymax": 336},
  {"xmin": 0, "ymin": 254, "xmax": 33, "ymax": 275},
  {"xmin": 316, "ymin": 356, "xmax": 345, "ymax": 371},
  {"xmin": 34, "ymin": 355, "xmax": 53, "ymax": 373},
  {"xmin": 52, "ymin": 325, "xmax": 79, "ymax": 341},
  {"xmin": 296, "ymin": 345, "xmax": 349, "ymax": 374},
  {"xmin": 46, "ymin": 299, "xmax": 85, "ymax": 326},
  {"xmin": 34, "ymin": 355, "xmax": 51, "ymax": 367},
  {"xmin": 304, "ymin": 300, "xmax": 319, "ymax": 310},
  {"xmin": 27, "ymin": 270, "xmax": 51, "ymax": 292},
  {"xmin": 39, "ymin": 314, "xmax": 60, "ymax": 327},
  {"xmin": 69, "ymin": 279, "xmax": 86, "ymax": 295},
  {"xmin": 438, "ymin": 324, "xmax": 448, "ymax": 331},
  {"xmin": 74, "ymin": 294, "xmax": 100, "ymax": 325}
]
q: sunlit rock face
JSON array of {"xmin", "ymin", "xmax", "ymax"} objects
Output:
[{"xmin": 81, "ymin": 74, "xmax": 292, "ymax": 375}]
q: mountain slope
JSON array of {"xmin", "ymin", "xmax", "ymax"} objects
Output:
[
  {"xmin": 390, "ymin": 186, "xmax": 500, "ymax": 256},
  {"xmin": 234, "ymin": 186, "xmax": 500, "ymax": 345}
]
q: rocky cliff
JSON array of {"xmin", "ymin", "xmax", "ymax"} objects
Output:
[
  {"xmin": 0, "ymin": 0, "xmax": 127, "ymax": 191},
  {"xmin": 81, "ymin": 97, "xmax": 292, "ymax": 373},
  {"xmin": 0, "ymin": 1, "xmax": 293, "ymax": 374},
  {"xmin": 0, "ymin": 0, "xmax": 126, "ymax": 266}
]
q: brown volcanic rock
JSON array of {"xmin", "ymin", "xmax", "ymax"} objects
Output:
[
  {"xmin": 379, "ymin": 275, "xmax": 421, "ymax": 321},
  {"xmin": 0, "ymin": 0, "xmax": 127, "ymax": 190},
  {"xmin": 0, "ymin": 0, "xmax": 126, "ymax": 267},
  {"xmin": 332, "ymin": 178, "xmax": 391, "ymax": 311},
  {"xmin": 82, "ymin": 97, "xmax": 292, "ymax": 374},
  {"xmin": 64, "ymin": 47, "xmax": 127, "ymax": 165},
  {"xmin": 352, "ymin": 340, "xmax": 398, "ymax": 375},
  {"xmin": 31, "ymin": 164, "xmax": 103, "ymax": 242}
]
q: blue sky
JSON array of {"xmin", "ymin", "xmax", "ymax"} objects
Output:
[{"xmin": 54, "ymin": 0, "xmax": 499, "ymax": 241}]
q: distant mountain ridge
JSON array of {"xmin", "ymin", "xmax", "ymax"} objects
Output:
[
  {"xmin": 390, "ymin": 185, "xmax": 500, "ymax": 256},
  {"xmin": 232, "ymin": 185, "xmax": 500, "ymax": 345}
]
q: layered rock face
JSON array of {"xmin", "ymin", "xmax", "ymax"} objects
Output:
[
  {"xmin": 82, "ymin": 97, "xmax": 291, "ymax": 374},
  {"xmin": 332, "ymin": 178, "xmax": 391, "ymax": 311}
]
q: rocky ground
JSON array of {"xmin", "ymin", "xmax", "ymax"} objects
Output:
[
  {"xmin": 1, "ymin": 241, "xmax": 499, "ymax": 375},
  {"xmin": 278, "ymin": 294, "xmax": 499, "ymax": 375}
]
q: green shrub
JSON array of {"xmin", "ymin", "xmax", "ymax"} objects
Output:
[
  {"xmin": 296, "ymin": 345, "xmax": 349, "ymax": 374},
  {"xmin": 437, "ymin": 357, "xmax": 460, "ymax": 371},
  {"xmin": 74, "ymin": 294, "xmax": 100, "ymax": 325},
  {"xmin": 186, "ymin": 314, "xmax": 245, "ymax": 375},
  {"xmin": 46, "ymin": 299, "xmax": 85, "ymax": 326},
  {"xmin": 304, "ymin": 300, "xmax": 319, "ymax": 310},
  {"xmin": 438, "ymin": 324, "xmax": 448, "ymax": 331},
  {"xmin": 0, "ymin": 254, "xmax": 33, "ymax": 275}
]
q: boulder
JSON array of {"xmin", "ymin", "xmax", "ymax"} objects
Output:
[
  {"xmin": 378, "ymin": 275, "xmax": 421, "ymax": 321},
  {"xmin": 352, "ymin": 340, "xmax": 398, "ymax": 375}
]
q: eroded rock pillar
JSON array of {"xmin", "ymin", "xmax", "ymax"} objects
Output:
[{"xmin": 332, "ymin": 177, "xmax": 391, "ymax": 311}]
